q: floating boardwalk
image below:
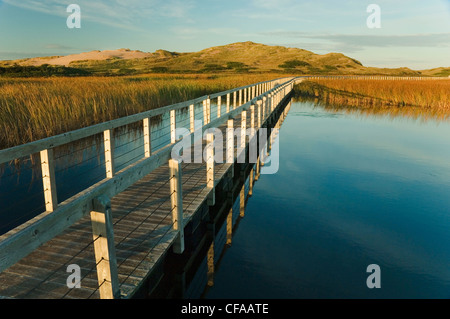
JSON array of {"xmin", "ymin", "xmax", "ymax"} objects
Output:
[{"xmin": 0, "ymin": 77, "xmax": 296, "ymax": 299}]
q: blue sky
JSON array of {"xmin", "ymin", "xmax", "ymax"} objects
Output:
[{"xmin": 0, "ymin": 0, "xmax": 449, "ymax": 69}]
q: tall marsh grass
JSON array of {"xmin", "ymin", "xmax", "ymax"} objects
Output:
[
  {"xmin": 296, "ymin": 79, "xmax": 450, "ymax": 110},
  {"xmin": 0, "ymin": 74, "xmax": 282, "ymax": 150}
]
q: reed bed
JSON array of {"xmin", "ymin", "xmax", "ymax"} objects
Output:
[
  {"xmin": 0, "ymin": 74, "xmax": 281, "ymax": 150},
  {"xmin": 296, "ymin": 79, "xmax": 450, "ymax": 109}
]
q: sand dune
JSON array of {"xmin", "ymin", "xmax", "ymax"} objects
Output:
[{"xmin": 25, "ymin": 49, "xmax": 152, "ymax": 67}]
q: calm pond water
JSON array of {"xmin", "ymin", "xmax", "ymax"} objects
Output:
[{"xmin": 204, "ymin": 99, "xmax": 450, "ymax": 299}]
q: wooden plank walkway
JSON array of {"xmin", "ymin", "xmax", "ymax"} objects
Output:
[
  {"xmin": 0, "ymin": 117, "xmax": 243, "ymax": 299},
  {"xmin": 0, "ymin": 77, "xmax": 295, "ymax": 299}
]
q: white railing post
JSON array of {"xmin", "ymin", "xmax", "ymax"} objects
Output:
[
  {"xmin": 269, "ymin": 93, "xmax": 274, "ymax": 112},
  {"xmin": 226, "ymin": 119, "xmax": 234, "ymax": 164},
  {"xmin": 226, "ymin": 119, "xmax": 234, "ymax": 178},
  {"xmin": 206, "ymin": 133, "xmax": 215, "ymax": 206},
  {"xmin": 189, "ymin": 104, "xmax": 195, "ymax": 133},
  {"xmin": 250, "ymin": 103, "xmax": 255, "ymax": 135},
  {"xmin": 169, "ymin": 159, "xmax": 185, "ymax": 254},
  {"xmin": 203, "ymin": 99, "xmax": 208, "ymax": 125},
  {"xmin": 238, "ymin": 110, "xmax": 247, "ymax": 164},
  {"xmin": 207, "ymin": 97, "xmax": 211, "ymax": 123},
  {"xmin": 241, "ymin": 109, "xmax": 247, "ymax": 132},
  {"xmin": 262, "ymin": 96, "xmax": 267, "ymax": 120},
  {"xmin": 40, "ymin": 148, "xmax": 58, "ymax": 212},
  {"xmin": 104, "ymin": 129, "xmax": 115, "ymax": 178},
  {"xmin": 217, "ymin": 96, "xmax": 221, "ymax": 118},
  {"xmin": 170, "ymin": 110, "xmax": 176, "ymax": 144},
  {"xmin": 257, "ymin": 100, "xmax": 262, "ymax": 128},
  {"xmin": 143, "ymin": 118, "xmax": 151, "ymax": 157},
  {"xmin": 91, "ymin": 195, "xmax": 120, "ymax": 299}
]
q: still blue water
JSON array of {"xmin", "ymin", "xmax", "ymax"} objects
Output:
[{"xmin": 205, "ymin": 100, "xmax": 450, "ymax": 299}]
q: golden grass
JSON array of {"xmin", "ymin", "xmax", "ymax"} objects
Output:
[
  {"xmin": 301, "ymin": 79, "xmax": 450, "ymax": 109},
  {"xmin": 0, "ymin": 73, "xmax": 284, "ymax": 150}
]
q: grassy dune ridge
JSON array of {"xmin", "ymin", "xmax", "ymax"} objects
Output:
[
  {"xmin": 0, "ymin": 74, "xmax": 284, "ymax": 150},
  {"xmin": 3, "ymin": 42, "xmax": 448, "ymax": 76}
]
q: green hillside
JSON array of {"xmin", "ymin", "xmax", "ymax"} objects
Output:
[{"xmin": 1, "ymin": 42, "xmax": 446, "ymax": 77}]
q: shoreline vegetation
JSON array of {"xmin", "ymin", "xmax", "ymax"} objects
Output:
[
  {"xmin": 294, "ymin": 79, "xmax": 450, "ymax": 121},
  {"xmin": 0, "ymin": 74, "xmax": 449, "ymax": 151}
]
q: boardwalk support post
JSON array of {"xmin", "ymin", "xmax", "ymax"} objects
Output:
[
  {"xmin": 143, "ymin": 118, "xmax": 151, "ymax": 157},
  {"xmin": 189, "ymin": 104, "xmax": 195, "ymax": 133},
  {"xmin": 207, "ymin": 97, "xmax": 211, "ymax": 123},
  {"xmin": 217, "ymin": 96, "xmax": 222, "ymax": 118},
  {"xmin": 203, "ymin": 97, "xmax": 211, "ymax": 125},
  {"xmin": 170, "ymin": 110, "xmax": 176, "ymax": 144},
  {"xmin": 169, "ymin": 159, "xmax": 185, "ymax": 254},
  {"xmin": 40, "ymin": 148, "xmax": 58, "ymax": 212},
  {"xmin": 91, "ymin": 195, "xmax": 120, "ymax": 299},
  {"xmin": 104, "ymin": 129, "xmax": 115, "ymax": 178},
  {"xmin": 257, "ymin": 100, "xmax": 262, "ymax": 128},
  {"xmin": 206, "ymin": 133, "xmax": 215, "ymax": 206},
  {"xmin": 226, "ymin": 119, "xmax": 234, "ymax": 178},
  {"xmin": 238, "ymin": 110, "xmax": 247, "ymax": 164}
]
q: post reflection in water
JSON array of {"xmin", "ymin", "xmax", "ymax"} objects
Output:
[
  {"xmin": 202, "ymin": 97, "xmax": 450, "ymax": 299},
  {"xmin": 148, "ymin": 100, "xmax": 291, "ymax": 299}
]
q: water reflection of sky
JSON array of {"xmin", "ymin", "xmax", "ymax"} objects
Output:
[{"xmin": 207, "ymin": 100, "xmax": 450, "ymax": 299}]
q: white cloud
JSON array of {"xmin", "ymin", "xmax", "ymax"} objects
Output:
[
  {"xmin": 171, "ymin": 26, "xmax": 240, "ymax": 40},
  {"xmin": 2, "ymin": 0, "xmax": 194, "ymax": 31},
  {"xmin": 261, "ymin": 31, "xmax": 450, "ymax": 50}
]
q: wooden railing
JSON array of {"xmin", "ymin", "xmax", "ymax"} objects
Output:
[
  {"xmin": 0, "ymin": 76, "xmax": 296, "ymax": 298},
  {"xmin": 303, "ymin": 75, "xmax": 448, "ymax": 80}
]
